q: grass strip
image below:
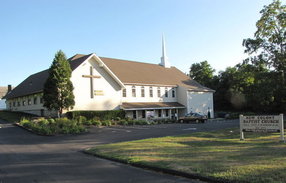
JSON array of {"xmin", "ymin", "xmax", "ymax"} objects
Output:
[{"xmin": 86, "ymin": 128, "xmax": 286, "ymax": 183}]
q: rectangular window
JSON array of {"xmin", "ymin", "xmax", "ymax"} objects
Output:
[
  {"xmin": 133, "ymin": 110, "xmax": 137, "ymax": 119},
  {"xmin": 9, "ymin": 102, "xmax": 12, "ymax": 109},
  {"xmin": 132, "ymin": 86, "xmax": 136, "ymax": 97},
  {"xmin": 34, "ymin": 97, "xmax": 37, "ymax": 105},
  {"xmin": 13, "ymin": 101, "xmax": 16, "ymax": 107},
  {"xmin": 122, "ymin": 89, "xmax": 126, "ymax": 97},
  {"xmin": 172, "ymin": 88, "xmax": 175, "ymax": 98},
  {"xmin": 28, "ymin": 98, "xmax": 31, "ymax": 105},
  {"xmin": 22, "ymin": 100, "xmax": 26, "ymax": 106},
  {"xmin": 149, "ymin": 87, "xmax": 153, "ymax": 97},
  {"xmin": 40, "ymin": 97, "xmax": 43, "ymax": 104},
  {"xmin": 17, "ymin": 101, "xmax": 20, "ymax": 106},
  {"xmin": 141, "ymin": 86, "xmax": 145, "ymax": 97},
  {"xmin": 157, "ymin": 87, "xmax": 161, "ymax": 97},
  {"xmin": 142, "ymin": 110, "xmax": 146, "ymax": 118},
  {"xmin": 158, "ymin": 109, "xmax": 162, "ymax": 117},
  {"xmin": 165, "ymin": 87, "xmax": 168, "ymax": 97},
  {"xmin": 165, "ymin": 109, "xmax": 169, "ymax": 117}
]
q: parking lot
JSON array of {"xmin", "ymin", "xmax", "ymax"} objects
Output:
[{"xmin": 0, "ymin": 119, "xmax": 238, "ymax": 183}]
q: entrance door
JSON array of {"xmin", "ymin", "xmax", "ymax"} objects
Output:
[
  {"xmin": 40, "ymin": 109, "xmax": 44, "ymax": 117},
  {"xmin": 146, "ymin": 110, "xmax": 155, "ymax": 120},
  {"xmin": 171, "ymin": 109, "xmax": 176, "ymax": 120}
]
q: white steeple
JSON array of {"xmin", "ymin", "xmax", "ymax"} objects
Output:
[{"xmin": 160, "ymin": 34, "xmax": 171, "ymax": 68}]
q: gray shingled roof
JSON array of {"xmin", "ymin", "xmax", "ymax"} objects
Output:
[
  {"xmin": 5, "ymin": 54, "xmax": 92, "ymax": 99},
  {"xmin": 100, "ymin": 57, "xmax": 213, "ymax": 91},
  {"xmin": 5, "ymin": 54, "xmax": 213, "ymax": 99}
]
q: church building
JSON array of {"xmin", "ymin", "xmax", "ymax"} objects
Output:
[{"xmin": 5, "ymin": 39, "xmax": 214, "ymax": 119}]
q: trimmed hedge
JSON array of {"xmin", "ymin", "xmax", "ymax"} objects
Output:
[{"xmin": 66, "ymin": 110, "xmax": 126, "ymax": 120}]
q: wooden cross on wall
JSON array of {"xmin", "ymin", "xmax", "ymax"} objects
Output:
[{"xmin": 82, "ymin": 66, "xmax": 101, "ymax": 98}]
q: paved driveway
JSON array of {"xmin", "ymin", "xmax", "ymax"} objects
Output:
[{"xmin": 0, "ymin": 119, "xmax": 238, "ymax": 183}]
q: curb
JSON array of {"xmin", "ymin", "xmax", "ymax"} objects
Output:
[{"xmin": 83, "ymin": 150, "xmax": 231, "ymax": 183}]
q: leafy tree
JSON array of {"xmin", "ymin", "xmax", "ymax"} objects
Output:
[
  {"xmin": 243, "ymin": 0, "xmax": 286, "ymax": 112},
  {"xmin": 43, "ymin": 50, "xmax": 75, "ymax": 117},
  {"xmin": 243, "ymin": 0, "xmax": 286, "ymax": 71},
  {"xmin": 189, "ymin": 60, "xmax": 215, "ymax": 88},
  {"xmin": 214, "ymin": 62, "xmax": 274, "ymax": 112}
]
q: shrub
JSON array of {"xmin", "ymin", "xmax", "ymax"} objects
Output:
[
  {"xmin": 101, "ymin": 120, "xmax": 112, "ymax": 126},
  {"xmin": 47, "ymin": 118, "xmax": 55, "ymax": 124},
  {"xmin": 66, "ymin": 110, "xmax": 126, "ymax": 121},
  {"xmin": 37, "ymin": 119, "xmax": 49, "ymax": 126},
  {"xmin": 135, "ymin": 120, "xmax": 150, "ymax": 125},
  {"xmin": 75, "ymin": 116, "xmax": 87, "ymax": 124},
  {"xmin": 116, "ymin": 120, "xmax": 127, "ymax": 125},
  {"xmin": 90, "ymin": 118, "xmax": 102, "ymax": 126},
  {"xmin": 19, "ymin": 117, "xmax": 86, "ymax": 135},
  {"xmin": 19, "ymin": 118, "xmax": 32, "ymax": 128},
  {"xmin": 82, "ymin": 120, "xmax": 93, "ymax": 126}
]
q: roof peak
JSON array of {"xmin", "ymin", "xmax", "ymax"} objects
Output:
[{"xmin": 99, "ymin": 56, "xmax": 174, "ymax": 68}]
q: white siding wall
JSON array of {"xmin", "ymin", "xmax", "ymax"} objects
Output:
[
  {"xmin": 122, "ymin": 85, "xmax": 177, "ymax": 103},
  {"xmin": 0, "ymin": 99, "xmax": 6, "ymax": 109},
  {"xmin": 71, "ymin": 57, "xmax": 122, "ymax": 111},
  {"xmin": 187, "ymin": 91, "xmax": 214, "ymax": 118},
  {"xmin": 6, "ymin": 94, "xmax": 57, "ymax": 116},
  {"xmin": 177, "ymin": 86, "xmax": 188, "ymax": 116}
]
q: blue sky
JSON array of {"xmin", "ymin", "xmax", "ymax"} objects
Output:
[{"xmin": 0, "ymin": 0, "xmax": 274, "ymax": 86}]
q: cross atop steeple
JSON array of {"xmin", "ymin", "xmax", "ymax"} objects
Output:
[{"xmin": 160, "ymin": 34, "xmax": 171, "ymax": 68}]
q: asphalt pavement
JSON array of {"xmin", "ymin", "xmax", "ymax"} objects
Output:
[{"xmin": 0, "ymin": 119, "xmax": 239, "ymax": 183}]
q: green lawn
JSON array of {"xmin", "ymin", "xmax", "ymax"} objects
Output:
[
  {"xmin": 0, "ymin": 111, "xmax": 36, "ymax": 122},
  {"xmin": 86, "ymin": 128, "xmax": 286, "ymax": 183}
]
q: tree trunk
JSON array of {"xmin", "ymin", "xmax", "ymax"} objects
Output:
[{"xmin": 59, "ymin": 108, "xmax": 63, "ymax": 118}]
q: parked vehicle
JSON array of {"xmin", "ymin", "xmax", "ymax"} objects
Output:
[{"xmin": 179, "ymin": 112, "xmax": 207, "ymax": 123}]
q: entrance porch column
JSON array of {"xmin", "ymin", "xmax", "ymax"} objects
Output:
[
  {"xmin": 136, "ymin": 110, "xmax": 138, "ymax": 120},
  {"xmin": 176, "ymin": 108, "xmax": 179, "ymax": 120}
]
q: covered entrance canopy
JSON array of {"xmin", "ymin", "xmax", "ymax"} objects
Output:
[{"xmin": 121, "ymin": 102, "xmax": 185, "ymax": 120}]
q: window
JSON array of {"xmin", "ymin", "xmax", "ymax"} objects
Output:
[
  {"xmin": 165, "ymin": 109, "xmax": 169, "ymax": 117},
  {"xmin": 132, "ymin": 86, "xmax": 136, "ymax": 97},
  {"xmin": 40, "ymin": 97, "xmax": 43, "ymax": 104},
  {"xmin": 142, "ymin": 110, "xmax": 146, "ymax": 118},
  {"xmin": 149, "ymin": 87, "xmax": 153, "ymax": 97},
  {"xmin": 122, "ymin": 89, "xmax": 126, "ymax": 97},
  {"xmin": 34, "ymin": 97, "xmax": 37, "ymax": 105},
  {"xmin": 158, "ymin": 109, "xmax": 162, "ymax": 117},
  {"xmin": 28, "ymin": 98, "xmax": 31, "ymax": 105},
  {"xmin": 165, "ymin": 87, "xmax": 168, "ymax": 97},
  {"xmin": 22, "ymin": 100, "xmax": 26, "ymax": 106},
  {"xmin": 157, "ymin": 87, "xmax": 161, "ymax": 97},
  {"xmin": 17, "ymin": 101, "xmax": 20, "ymax": 106},
  {"xmin": 9, "ymin": 102, "xmax": 12, "ymax": 109},
  {"xmin": 13, "ymin": 101, "xmax": 16, "ymax": 107},
  {"xmin": 172, "ymin": 88, "xmax": 175, "ymax": 98},
  {"xmin": 133, "ymin": 111, "xmax": 137, "ymax": 119},
  {"xmin": 141, "ymin": 86, "xmax": 145, "ymax": 97}
]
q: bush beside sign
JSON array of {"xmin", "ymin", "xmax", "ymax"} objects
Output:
[{"xmin": 239, "ymin": 114, "xmax": 285, "ymax": 142}]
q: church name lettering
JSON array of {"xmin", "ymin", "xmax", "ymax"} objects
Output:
[
  {"xmin": 94, "ymin": 90, "xmax": 104, "ymax": 96},
  {"xmin": 240, "ymin": 115, "xmax": 280, "ymax": 132}
]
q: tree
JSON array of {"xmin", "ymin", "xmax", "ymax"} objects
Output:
[
  {"xmin": 243, "ymin": 0, "xmax": 286, "ymax": 70},
  {"xmin": 189, "ymin": 60, "xmax": 215, "ymax": 88},
  {"xmin": 214, "ymin": 62, "xmax": 274, "ymax": 112},
  {"xmin": 43, "ymin": 50, "xmax": 75, "ymax": 117},
  {"xmin": 243, "ymin": 0, "xmax": 286, "ymax": 112}
]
